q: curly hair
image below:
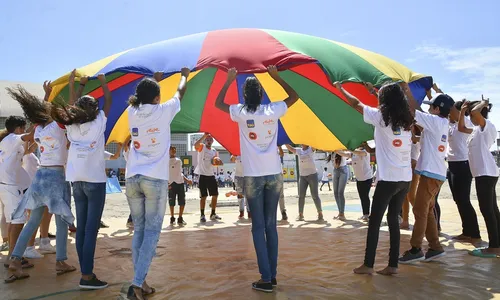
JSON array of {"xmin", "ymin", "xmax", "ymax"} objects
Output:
[
  {"xmin": 378, "ymin": 82, "xmax": 413, "ymax": 131},
  {"xmin": 51, "ymin": 95, "xmax": 99, "ymax": 125},
  {"xmin": 128, "ymin": 78, "xmax": 160, "ymax": 108},
  {"xmin": 242, "ymin": 77, "xmax": 263, "ymax": 113},
  {"xmin": 6, "ymin": 86, "xmax": 51, "ymax": 125}
]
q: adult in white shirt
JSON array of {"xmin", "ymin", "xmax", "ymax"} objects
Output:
[
  {"xmin": 50, "ymin": 72, "xmax": 111, "ymax": 289},
  {"xmin": 337, "ymin": 142, "xmax": 374, "ymax": 221},
  {"xmin": 400, "ymin": 89, "xmax": 455, "ymax": 264},
  {"xmin": 401, "ymin": 125, "xmax": 422, "ymax": 229},
  {"xmin": 335, "ymin": 81, "xmax": 413, "ymax": 276},
  {"xmin": 168, "ymin": 146, "xmax": 190, "ymax": 226},
  {"xmin": 458, "ymin": 99, "xmax": 500, "ymax": 257},
  {"xmin": 194, "ymin": 133, "xmax": 223, "ymax": 222},
  {"xmin": 215, "ymin": 66, "xmax": 299, "ymax": 293},
  {"xmin": 285, "ymin": 145, "xmax": 323, "ymax": 221},
  {"xmin": 329, "ymin": 152, "xmax": 348, "ymax": 221},
  {"xmin": 230, "ymin": 155, "xmax": 250, "ymax": 219},
  {"xmin": 0, "ymin": 116, "xmax": 35, "ymax": 277},
  {"xmin": 446, "ymin": 100, "xmax": 481, "ymax": 241},
  {"xmin": 125, "ymin": 68, "xmax": 189, "ymax": 298}
]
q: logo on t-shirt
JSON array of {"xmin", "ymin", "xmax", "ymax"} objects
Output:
[
  {"xmin": 151, "ymin": 138, "xmax": 157, "ymax": 144},
  {"xmin": 90, "ymin": 141, "xmax": 96, "ymax": 149},
  {"xmin": 35, "ymin": 138, "xmax": 41, "ymax": 143},
  {"xmin": 146, "ymin": 128, "xmax": 160, "ymax": 134},
  {"xmin": 438, "ymin": 145, "xmax": 445, "ymax": 152},
  {"xmin": 40, "ymin": 146, "xmax": 45, "ymax": 153},
  {"xmin": 392, "ymin": 139, "xmax": 402, "ymax": 147},
  {"xmin": 263, "ymin": 119, "xmax": 275, "ymax": 126},
  {"xmin": 246, "ymin": 120, "xmax": 255, "ymax": 128},
  {"xmin": 134, "ymin": 141, "xmax": 141, "ymax": 149},
  {"xmin": 132, "ymin": 128, "xmax": 139, "ymax": 137},
  {"xmin": 441, "ymin": 134, "xmax": 447, "ymax": 142},
  {"xmin": 249, "ymin": 132, "xmax": 257, "ymax": 140},
  {"xmin": 393, "ymin": 128, "xmax": 401, "ymax": 135}
]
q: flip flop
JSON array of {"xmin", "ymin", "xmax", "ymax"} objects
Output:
[
  {"xmin": 468, "ymin": 249, "xmax": 498, "ymax": 258},
  {"xmin": 4, "ymin": 273, "xmax": 30, "ymax": 284},
  {"xmin": 56, "ymin": 266, "xmax": 77, "ymax": 276},
  {"xmin": 143, "ymin": 287, "xmax": 156, "ymax": 295},
  {"xmin": 4, "ymin": 258, "xmax": 34, "ymax": 269}
]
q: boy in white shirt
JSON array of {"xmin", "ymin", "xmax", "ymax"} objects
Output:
[
  {"xmin": 400, "ymin": 88, "xmax": 455, "ymax": 264},
  {"xmin": 169, "ymin": 146, "xmax": 191, "ymax": 226}
]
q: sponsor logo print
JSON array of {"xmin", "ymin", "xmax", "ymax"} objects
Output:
[
  {"xmin": 249, "ymin": 132, "xmax": 257, "ymax": 140},
  {"xmin": 40, "ymin": 146, "xmax": 44, "ymax": 153},
  {"xmin": 267, "ymin": 130, "xmax": 272, "ymax": 135},
  {"xmin": 90, "ymin": 141, "xmax": 97, "ymax": 149},
  {"xmin": 392, "ymin": 139, "xmax": 402, "ymax": 147},
  {"xmin": 134, "ymin": 141, "xmax": 141, "ymax": 149},
  {"xmin": 132, "ymin": 128, "xmax": 139, "ymax": 137},
  {"xmin": 393, "ymin": 128, "xmax": 401, "ymax": 136},
  {"xmin": 146, "ymin": 128, "xmax": 160, "ymax": 134},
  {"xmin": 246, "ymin": 120, "xmax": 255, "ymax": 128},
  {"xmin": 151, "ymin": 138, "xmax": 157, "ymax": 144},
  {"xmin": 438, "ymin": 145, "xmax": 445, "ymax": 152},
  {"xmin": 441, "ymin": 134, "xmax": 447, "ymax": 142},
  {"xmin": 263, "ymin": 119, "xmax": 275, "ymax": 126}
]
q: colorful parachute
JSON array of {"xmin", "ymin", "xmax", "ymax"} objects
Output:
[{"xmin": 48, "ymin": 29, "xmax": 432, "ymax": 154}]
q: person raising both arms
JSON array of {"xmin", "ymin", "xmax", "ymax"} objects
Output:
[
  {"xmin": 458, "ymin": 98, "xmax": 499, "ymax": 257},
  {"xmin": 194, "ymin": 133, "xmax": 223, "ymax": 223},
  {"xmin": 285, "ymin": 144, "xmax": 323, "ymax": 221},
  {"xmin": 215, "ymin": 65, "xmax": 299, "ymax": 292},
  {"xmin": 125, "ymin": 68, "xmax": 189, "ymax": 299},
  {"xmin": 335, "ymin": 81, "xmax": 413, "ymax": 276},
  {"xmin": 5, "ymin": 81, "xmax": 77, "ymax": 283},
  {"xmin": 327, "ymin": 151, "xmax": 348, "ymax": 221}
]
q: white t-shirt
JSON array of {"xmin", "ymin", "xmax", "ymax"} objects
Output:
[
  {"xmin": 352, "ymin": 151, "xmax": 373, "ymax": 181},
  {"xmin": 169, "ymin": 157, "xmax": 184, "ymax": 184},
  {"xmin": 230, "ymin": 102, "xmax": 288, "ymax": 177},
  {"xmin": 126, "ymin": 97, "xmax": 181, "ymax": 181},
  {"xmin": 295, "ymin": 147, "xmax": 317, "ymax": 176},
  {"xmin": 414, "ymin": 111, "xmax": 448, "ymax": 179},
  {"xmin": 333, "ymin": 154, "xmax": 347, "ymax": 168},
  {"xmin": 34, "ymin": 121, "xmax": 68, "ymax": 166},
  {"xmin": 194, "ymin": 144, "xmax": 217, "ymax": 176},
  {"xmin": 411, "ymin": 142, "xmax": 421, "ymax": 162},
  {"xmin": 65, "ymin": 110, "xmax": 107, "ymax": 183},
  {"xmin": 234, "ymin": 156, "xmax": 243, "ymax": 177},
  {"xmin": 448, "ymin": 118, "xmax": 473, "ymax": 162},
  {"xmin": 467, "ymin": 120, "xmax": 499, "ymax": 178},
  {"xmin": 321, "ymin": 170, "xmax": 329, "ymax": 181},
  {"xmin": 363, "ymin": 106, "xmax": 412, "ymax": 182},
  {"xmin": 0, "ymin": 134, "xmax": 27, "ymax": 186},
  {"xmin": 22, "ymin": 153, "xmax": 40, "ymax": 182},
  {"xmin": 122, "ymin": 148, "xmax": 129, "ymax": 162}
]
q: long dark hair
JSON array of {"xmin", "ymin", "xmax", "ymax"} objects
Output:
[
  {"xmin": 242, "ymin": 77, "xmax": 263, "ymax": 113},
  {"xmin": 128, "ymin": 78, "xmax": 160, "ymax": 108},
  {"xmin": 6, "ymin": 86, "xmax": 51, "ymax": 125},
  {"xmin": 378, "ymin": 82, "xmax": 413, "ymax": 131},
  {"xmin": 334, "ymin": 154, "xmax": 342, "ymax": 167},
  {"xmin": 469, "ymin": 100, "xmax": 492, "ymax": 119},
  {"xmin": 0, "ymin": 116, "xmax": 26, "ymax": 143},
  {"xmin": 51, "ymin": 95, "xmax": 99, "ymax": 125}
]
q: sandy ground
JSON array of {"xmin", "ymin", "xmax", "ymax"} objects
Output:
[{"xmin": 1, "ymin": 180, "xmax": 500, "ymax": 299}]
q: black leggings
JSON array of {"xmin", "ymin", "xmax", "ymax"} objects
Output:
[
  {"xmin": 475, "ymin": 176, "xmax": 500, "ymax": 248},
  {"xmin": 356, "ymin": 179, "xmax": 372, "ymax": 215},
  {"xmin": 364, "ymin": 181, "xmax": 410, "ymax": 268}
]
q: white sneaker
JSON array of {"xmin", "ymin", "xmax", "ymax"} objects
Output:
[
  {"xmin": 39, "ymin": 242, "xmax": 57, "ymax": 254},
  {"xmin": 24, "ymin": 246, "xmax": 44, "ymax": 259}
]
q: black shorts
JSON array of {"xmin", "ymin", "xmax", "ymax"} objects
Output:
[
  {"xmin": 169, "ymin": 182, "xmax": 186, "ymax": 206},
  {"xmin": 198, "ymin": 175, "xmax": 219, "ymax": 198}
]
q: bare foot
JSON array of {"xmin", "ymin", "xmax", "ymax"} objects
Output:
[
  {"xmin": 142, "ymin": 281, "xmax": 155, "ymax": 295},
  {"xmin": 8, "ymin": 258, "xmax": 27, "ymax": 278},
  {"xmin": 353, "ymin": 264, "xmax": 374, "ymax": 274},
  {"xmin": 400, "ymin": 221, "xmax": 410, "ymax": 229},
  {"xmin": 56, "ymin": 261, "xmax": 76, "ymax": 275},
  {"xmin": 133, "ymin": 286, "xmax": 145, "ymax": 300},
  {"xmin": 452, "ymin": 234, "xmax": 470, "ymax": 241},
  {"xmin": 470, "ymin": 238, "xmax": 483, "ymax": 246},
  {"xmin": 376, "ymin": 266, "xmax": 398, "ymax": 276},
  {"xmin": 482, "ymin": 248, "xmax": 500, "ymax": 255}
]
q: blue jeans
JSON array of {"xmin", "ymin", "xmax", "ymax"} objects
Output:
[
  {"xmin": 126, "ymin": 175, "xmax": 168, "ymax": 287},
  {"xmin": 244, "ymin": 174, "xmax": 283, "ymax": 282},
  {"xmin": 11, "ymin": 206, "xmax": 68, "ymax": 261},
  {"xmin": 72, "ymin": 182, "xmax": 106, "ymax": 275},
  {"xmin": 333, "ymin": 166, "xmax": 348, "ymax": 214}
]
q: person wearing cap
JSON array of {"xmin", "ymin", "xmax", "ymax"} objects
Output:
[{"xmin": 399, "ymin": 83, "xmax": 454, "ymax": 264}]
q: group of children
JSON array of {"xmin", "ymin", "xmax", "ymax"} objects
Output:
[{"xmin": 0, "ymin": 63, "xmax": 498, "ymax": 298}]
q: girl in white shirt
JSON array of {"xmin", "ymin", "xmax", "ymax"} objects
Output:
[
  {"xmin": 336, "ymin": 81, "xmax": 413, "ymax": 276},
  {"xmin": 5, "ymin": 83, "xmax": 76, "ymax": 283},
  {"xmin": 50, "ymin": 72, "xmax": 111, "ymax": 289},
  {"xmin": 125, "ymin": 69, "xmax": 189, "ymax": 299},
  {"xmin": 215, "ymin": 66, "xmax": 299, "ymax": 293},
  {"xmin": 328, "ymin": 152, "xmax": 348, "ymax": 221},
  {"xmin": 458, "ymin": 99, "xmax": 499, "ymax": 257}
]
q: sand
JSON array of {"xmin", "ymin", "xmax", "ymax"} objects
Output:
[{"xmin": 1, "ymin": 180, "xmax": 500, "ymax": 299}]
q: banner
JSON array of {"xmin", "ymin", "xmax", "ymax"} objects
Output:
[
  {"xmin": 288, "ymin": 167, "xmax": 296, "ymax": 180},
  {"xmin": 282, "ymin": 167, "xmax": 289, "ymax": 180}
]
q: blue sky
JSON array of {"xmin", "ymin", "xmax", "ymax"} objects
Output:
[{"xmin": 1, "ymin": 0, "xmax": 499, "ymax": 143}]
